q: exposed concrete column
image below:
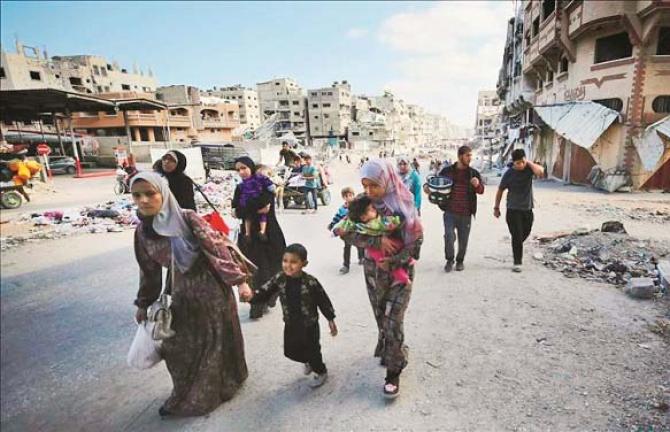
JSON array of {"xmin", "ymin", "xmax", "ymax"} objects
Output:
[
  {"xmin": 122, "ymin": 110, "xmax": 133, "ymax": 154},
  {"xmin": 133, "ymin": 127, "xmax": 141, "ymax": 142},
  {"xmin": 147, "ymin": 127, "xmax": 155, "ymax": 142}
]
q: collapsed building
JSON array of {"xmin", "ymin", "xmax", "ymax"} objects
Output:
[{"xmin": 497, "ymin": 0, "xmax": 670, "ymax": 191}]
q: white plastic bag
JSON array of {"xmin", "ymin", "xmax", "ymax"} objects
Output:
[{"xmin": 127, "ymin": 321, "xmax": 162, "ymax": 370}]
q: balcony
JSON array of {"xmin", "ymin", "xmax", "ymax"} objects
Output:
[
  {"xmin": 538, "ymin": 12, "xmax": 558, "ymax": 53},
  {"xmin": 202, "ymin": 117, "xmax": 238, "ymax": 129},
  {"xmin": 167, "ymin": 115, "xmax": 191, "ymax": 128},
  {"xmin": 523, "ymin": 36, "xmax": 540, "ymax": 73},
  {"xmin": 568, "ymin": 1, "xmax": 627, "ymax": 38}
]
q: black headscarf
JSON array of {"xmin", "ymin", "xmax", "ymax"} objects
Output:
[
  {"xmin": 154, "ymin": 150, "xmax": 196, "ymax": 211},
  {"xmin": 234, "ymin": 156, "xmax": 256, "ymax": 174}
]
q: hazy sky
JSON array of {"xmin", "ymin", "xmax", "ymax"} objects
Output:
[{"xmin": 1, "ymin": 1, "xmax": 512, "ymax": 127}]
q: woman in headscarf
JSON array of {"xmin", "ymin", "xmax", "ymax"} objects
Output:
[
  {"xmin": 231, "ymin": 156, "xmax": 287, "ymax": 319},
  {"xmin": 131, "ymin": 171, "xmax": 254, "ymax": 417},
  {"xmin": 153, "ymin": 150, "xmax": 197, "ymax": 211},
  {"xmin": 397, "ymin": 156, "xmax": 422, "ymax": 216},
  {"xmin": 339, "ymin": 159, "xmax": 423, "ymax": 399}
]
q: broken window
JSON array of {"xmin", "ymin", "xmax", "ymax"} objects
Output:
[
  {"xmin": 323, "ymin": 103, "xmax": 331, "ymax": 108},
  {"xmin": 594, "ymin": 98, "xmax": 623, "ymax": 112},
  {"xmin": 560, "ymin": 57, "xmax": 569, "ymax": 73},
  {"xmin": 324, "ymin": 114, "xmax": 330, "ymax": 119},
  {"xmin": 537, "ymin": 79, "xmax": 543, "ymax": 90},
  {"xmin": 292, "ymin": 100, "xmax": 299, "ymax": 105},
  {"xmin": 311, "ymin": 92, "xmax": 317, "ymax": 96},
  {"xmin": 532, "ymin": 17, "xmax": 540, "ymax": 37},
  {"xmin": 30, "ymin": 70, "xmax": 41, "ymax": 81},
  {"xmin": 594, "ymin": 32, "xmax": 632, "ymax": 63},
  {"xmin": 542, "ymin": 0, "xmax": 555, "ymax": 20},
  {"xmin": 121, "ymin": 68, "xmax": 127, "ymax": 73},
  {"xmin": 546, "ymin": 69, "xmax": 554, "ymax": 83},
  {"xmin": 652, "ymin": 96, "xmax": 670, "ymax": 113},
  {"xmin": 121, "ymin": 84, "xmax": 131, "ymax": 90},
  {"xmin": 0, "ymin": 67, "xmax": 5, "ymax": 79},
  {"xmin": 658, "ymin": 27, "xmax": 670, "ymax": 55},
  {"xmin": 312, "ymin": 104, "xmax": 318, "ymax": 108}
]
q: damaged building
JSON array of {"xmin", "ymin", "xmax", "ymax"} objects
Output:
[{"xmin": 497, "ymin": 0, "xmax": 670, "ymax": 191}]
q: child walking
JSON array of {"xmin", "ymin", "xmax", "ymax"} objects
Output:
[
  {"xmin": 328, "ymin": 187, "xmax": 364, "ymax": 274},
  {"xmin": 250, "ymin": 243, "xmax": 338, "ymax": 387},
  {"xmin": 334, "ymin": 194, "xmax": 413, "ymax": 285},
  {"xmin": 236, "ymin": 157, "xmax": 276, "ymax": 242}
]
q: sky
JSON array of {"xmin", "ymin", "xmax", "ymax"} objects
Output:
[{"xmin": 1, "ymin": 1, "xmax": 513, "ymax": 127}]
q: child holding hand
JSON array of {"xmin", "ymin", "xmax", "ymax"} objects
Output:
[{"xmin": 250, "ymin": 243, "xmax": 337, "ymax": 388}]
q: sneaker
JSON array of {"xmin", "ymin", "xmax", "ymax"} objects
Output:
[
  {"xmin": 444, "ymin": 261, "xmax": 454, "ymax": 273},
  {"xmin": 512, "ymin": 264, "xmax": 522, "ymax": 273},
  {"xmin": 455, "ymin": 262, "xmax": 465, "ymax": 271},
  {"xmin": 303, "ymin": 363, "xmax": 312, "ymax": 375},
  {"xmin": 309, "ymin": 372, "xmax": 328, "ymax": 388},
  {"xmin": 339, "ymin": 266, "xmax": 350, "ymax": 274}
]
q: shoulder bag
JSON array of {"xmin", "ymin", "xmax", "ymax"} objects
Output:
[{"xmin": 149, "ymin": 254, "xmax": 177, "ymax": 341}]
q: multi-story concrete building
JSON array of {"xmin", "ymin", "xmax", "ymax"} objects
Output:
[
  {"xmin": 474, "ymin": 90, "xmax": 502, "ymax": 145},
  {"xmin": 496, "ymin": 5, "xmax": 536, "ymax": 162},
  {"xmin": 515, "ymin": 0, "xmax": 670, "ymax": 190},
  {"xmin": 203, "ymin": 85, "xmax": 261, "ymax": 131},
  {"xmin": 70, "ymin": 86, "xmax": 239, "ymax": 147},
  {"xmin": 0, "ymin": 41, "xmax": 156, "ymax": 94},
  {"xmin": 307, "ymin": 81, "xmax": 352, "ymax": 140},
  {"xmin": 256, "ymin": 77, "xmax": 307, "ymax": 138}
]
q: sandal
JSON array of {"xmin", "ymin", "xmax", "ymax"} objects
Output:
[{"xmin": 383, "ymin": 372, "xmax": 400, "ymax": 399}]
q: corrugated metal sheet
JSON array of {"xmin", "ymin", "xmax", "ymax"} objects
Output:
[
  {"xmin": 533, "ymin": 102, "xmax": 620, "ymax": 150},
  {"xmin": 634, "ymin": 115, "xmax": 670, "ymax": 171}
]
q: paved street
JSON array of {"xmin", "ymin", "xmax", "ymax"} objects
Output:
[{"xmin": 1, "ymin": 163, "xmax": 669, "ymax": 431}]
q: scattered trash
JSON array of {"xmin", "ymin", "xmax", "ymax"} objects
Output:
[{"xmin": 534, "ymin": 223, "xmax": 669, "ymax": 294}]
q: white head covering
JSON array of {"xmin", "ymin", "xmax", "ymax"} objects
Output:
[{"xmin": 131, "ymin": 171, "xmax": 200, "ymax": 273}]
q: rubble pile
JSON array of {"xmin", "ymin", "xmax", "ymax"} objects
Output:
[
  {"xmin": 534, "ymin": 222, "xmax": 670, "ymax": 298},
  {"xmin": 568, "ymin": 203, "xmax": 670, "ymax": 224},
  {"xmin": 0, "ymin": 197, "xmax": 139, "ymax": 251},
  {"xmin": 194, "ymin": 172, "xmax": 239, "ymax": 216},
  {"xmin": 1, "ymin": 174, "xmax": 243, "ymax": 251}
]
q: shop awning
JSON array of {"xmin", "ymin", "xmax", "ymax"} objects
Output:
[
  {"xmin": 533, "ymin": 101, "xmax": 620, "ymax": 150},
  {"xmin": 634, "ymin": 115, "xmax": 670, "ymax": 171}
]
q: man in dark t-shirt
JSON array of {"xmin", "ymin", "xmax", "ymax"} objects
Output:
[
  {"xmin": 432, "ymin": 145, "xmax": 484, "ymax": 272},
  {"xmin": 278, "ymin": 141, "xmax": 298, "ymax": 167},
  {"xmin": 494, "ymin": 148, "xmax": 544, "ymax": 272}
]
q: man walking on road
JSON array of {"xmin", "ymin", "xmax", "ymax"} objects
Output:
[
  {"xmin": 435, "ymin": 145, "xmax": 484, "ymax": 272},
  {"xmin": 494, "ymin": 149, "xmax": 545, "ymax": 272}
]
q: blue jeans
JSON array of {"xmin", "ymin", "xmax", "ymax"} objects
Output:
[
  {"xmin": 443, "ymin": 211, "xmax": 472, "ymax": 263},
  {"xmin": 301, "ymin": 187, "xmax": 318, "ymax": 210}
]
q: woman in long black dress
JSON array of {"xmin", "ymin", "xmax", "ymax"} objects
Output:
[{"xmin": 232, "ymin": 156, "xmax": 286, "ymax": 319}]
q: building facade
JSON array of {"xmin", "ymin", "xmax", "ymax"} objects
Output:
[
  {"xmin": 203, "ymin": 85, "xmax": 261, "ymax": 131},
  {"xmin": 256, "ymin": 78, "xmax": 307, "ymax": 138},
  {"xmin": 502, "ymin": 0, "xmax": 670, "ymax": 190},
  {"xmin": 0, "ymin": 41, "xmax": 156, "ymax": 94},
  {"xmin": 307, "ymin": 81, "xmax": 352, "ymax": 139},
  {"xmin": 474, "ymin": 90, "xmax": 502, "ymax": 146}
]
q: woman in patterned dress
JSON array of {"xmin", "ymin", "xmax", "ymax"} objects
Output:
[
  {"xmin": 131, "ymin": 171, "xmax": 254, "ymax": 417},
  {"xmin": 339, "ymin": 159, "xmax": 423, "ymax": 399}
]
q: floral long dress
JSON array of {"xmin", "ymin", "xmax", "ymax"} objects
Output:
[{"xmin": 134, "ymin": 210, "xmax": 249, "ymax": 417}]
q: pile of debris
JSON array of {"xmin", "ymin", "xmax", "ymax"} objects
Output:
[
  {"xmin": 0, "ymin": 197, "xmax": 140, "ymax": 251},
  {"xmin": 1, "ymin": 173, "xmax": 242, "ymax": 251},
  {"xmin": 194, "ymin": 172, "xmax": 239, "ymax": 217},
  {"xmin": 534, "ymin": 221, "xmax": 669, "ymax": 299},
  {"xmin": 568, "ymin": 203, "xmax": 670, "ymax": 224}
]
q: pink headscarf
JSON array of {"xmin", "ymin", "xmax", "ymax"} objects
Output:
[{"xmin": 360, "ymin": 158, "xmax": 423, "ymax": 245}]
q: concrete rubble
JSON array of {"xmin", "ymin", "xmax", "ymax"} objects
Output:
[
  {"xmin": 0, "ymin": 173, "xmax": 241, "ymax": 251},
  {"xmin": 567, "ymin": 202, "xmax": 670, "ymax": 224},
  {"xmin": 534, "ymin": 221, "xmax": 669, "ymax": 298}
]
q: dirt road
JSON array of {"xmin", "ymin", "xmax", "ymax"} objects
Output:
[{"xmin": 1, "ymin": 162, "xmax": 668, "ymax": 431}]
